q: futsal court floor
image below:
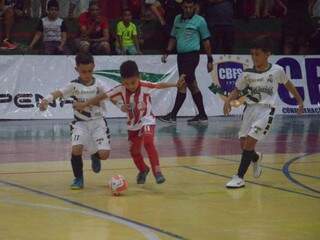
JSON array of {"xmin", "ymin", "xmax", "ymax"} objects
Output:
[{"xmin": 0, "ymin": 115, "xmax": 319, "ymax": 240}]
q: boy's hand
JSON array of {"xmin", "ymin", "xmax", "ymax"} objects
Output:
[
  {"xmin": 39, "ymin": 99, "xmax": 49, "ymax": 111},
  {"xmin": 223, "ymin": 101, "xmax": 232, "ymax": 116},
  {"xmin": 297, "ymin": 102, "xmax": 304, "ymax": 115},
  {"xmin": 73, "ymin": 101, "xmax": 86, "ymax": 111},
  {"xmin": 120, "ymin": 104, "xmax": 131, "ymax": 113},
  {"xmin": 161, "ymin": 54, "xmax": 168, "ymax": 63}
]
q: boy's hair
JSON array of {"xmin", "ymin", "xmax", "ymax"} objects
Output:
[
  {"xmin": 75, "ymin": 53, "xmax": 94, "ymax": 65},
  {"xmin": 120, "ymin": 60, "xmax": 139, "ymax": 79},
  {"xmin": 47, "ymin": 0, "xmax": 59, "ymax": 9},
  {"xmin": 251, "ymin": 35, "xmax": 273, "ymax": 53},
  {"xmin": 89, "ymin": 0, "xmax": 99, "ymax": 9},
  {"xmin": 122, "ymin": 8, "xmax": 131, "ymax": 14}
]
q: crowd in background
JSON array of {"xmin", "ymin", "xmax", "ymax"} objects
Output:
[{"xmin": 0, "ymin": 0, "xmax": 319, "ymax": 54}]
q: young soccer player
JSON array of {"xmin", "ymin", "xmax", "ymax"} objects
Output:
[
  {"xmin": 39, "ymin": 53, "xmax": 111, "ymax": 190},
  {"xmin": 116, "ymin": 8, "xmax": 142, "ymax": 55},
  {"xmin": 74, "ymin": 60, "xmax": 185, "ymax": 184},
  {"xmin": 223, "ymin": 36, "xmax": 304, "ymax": 188}
]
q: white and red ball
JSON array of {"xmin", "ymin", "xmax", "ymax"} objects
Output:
[{"xmin": 108, "ymin": 175, "xmax": 128, "ymax": 196}]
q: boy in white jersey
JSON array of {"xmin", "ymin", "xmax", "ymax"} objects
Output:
[
  {"xmin": 74, "ymin": 60, "xmax": 185, "ymax": 184},
  {"xmin": 223, "ymin": 36, "xmax": 304, "ymax": 188},
  {"xmin": 39, "ymin": 53, "xmax": 110, "ymax": 189}
]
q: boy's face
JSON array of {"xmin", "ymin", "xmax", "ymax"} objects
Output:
[
  {"xmin": 123, "ymin": 11, "xmax": 132, "ymax": 22},
  {"xmin": 47, "ymin": 7, "xmax": 59, "ymax": 19},
  {"xmin": 89, "ymin": 4, "xmax": 100, "ymax": 18},
  {"xmin": 250, "ymin": 48, "xmax": 270, "ymax": 68},
  {"xmin": 123, "ymin": 76, "xmax": 140, "ymax": 92},
  {"xmin": 75, "ymin": 63, "xmax": 95, "ymax": 83}
]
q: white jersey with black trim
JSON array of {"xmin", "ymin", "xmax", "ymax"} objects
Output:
[
  {"xmin": 236, "ymin": 64, "xmax": 289, "ymax": 107},
  {"xmin": 59, "ymin": 78, "xmax": 106, "ymax": 121}
]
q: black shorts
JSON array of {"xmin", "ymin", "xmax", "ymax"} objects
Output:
[{"xmin": 177, "ymin": 51, "xmax": 200, "ymax": 84}]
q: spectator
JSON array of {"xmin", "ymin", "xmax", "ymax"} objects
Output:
[
  {"xmin": 14, "ymin": 0, "xmax": 31, "ymax": 17},
  {"xmin": 145, "ymin": 0, "xmax": 166, "ymax": 26},
  {"xmin": 116, "ymin": 8, "xmax": 142, "ymax": 55},
  {"xmin": 68, "ymin": 0, "xmax": 93, "ymax": 18},
  {"xmin": 162, "ymin": 0, "xmax": 182, "ymax": 39},
  {"xmin": 309, "ymin": 0, "xmax": 320, "ymax": 53},
  {"xmin": 0, "ymin": 0, "xmax": 17, "ymax": 49},
  {"xmin": 28, "ymin": 0, "xmax": 68, "ymax": 54},
  {"xmin": 75, "ymin": 1, "xmax": 111, "ymax": 54},
  {"xmin": 254, "ymin": 0, "xmax": 275, "ymax": 18},
  {"xmin": 282, "ymin": 0, "xmax": 314, "ymax": 54},
  {"xmin": 204, "ymin": 0, "xmax": 234, "ymax": 54},
  {"xmin": 310, "ymin": 0, "xmax": 320, "ymax": 17}
]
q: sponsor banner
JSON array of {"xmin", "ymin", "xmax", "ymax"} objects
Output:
[{"xmin": 0, "ymin": 55, "xmax": 319, "ymax": 119}]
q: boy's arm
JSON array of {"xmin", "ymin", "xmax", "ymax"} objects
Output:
[
  {"xmin": 223, "ymin": 89, "xmax": 241, "ymax": 116},
  {"xmin": 133, "ymin": 35, "xmax": 141, "ymax": 54},
  {"xmin": 39, "ymin": 90, "xmax": 63, "ymax": 111},
  {"xmin": 29, "ymin": 32, "xmax": 42, "ymax": 49},
  {"xmin": 73, "ymin": 93, "xmax": 109, "ymax": 111},
  {"xmin": 153, "ymin": 74, "xmax": 186, "ymax": 89},
  {"xmin": 284, "ymin": 81, "xmax": 304, "ymax": 114}
]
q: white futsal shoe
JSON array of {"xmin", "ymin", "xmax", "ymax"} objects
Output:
[{"xmin": 226, "ymin": 175, "xmax": 245, "ymax": 188}]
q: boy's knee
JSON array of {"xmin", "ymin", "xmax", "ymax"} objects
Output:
[
  {"xmin": 72, "ymin": 145, "xmax": 83, "ymax": 156},
  {"xmin": 98, "ymin": 150, "xmax": 109, "ymax": 160}
]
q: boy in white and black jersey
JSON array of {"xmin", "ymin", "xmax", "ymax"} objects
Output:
[
  {"xmin": 223, "ymin": 36, "xmax": 304, "ymax": 188},
  {"xmin": 39, "ymin": 53, "xmax": 110, "ymax": 189},
  {"xmin": 29, "ymin": 0, "xmax": 68, "ymax": 54}
]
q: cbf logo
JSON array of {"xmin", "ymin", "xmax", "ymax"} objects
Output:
[{"xmin": 209, "ymin": 55, "xmax": 251, "ymax": 107}]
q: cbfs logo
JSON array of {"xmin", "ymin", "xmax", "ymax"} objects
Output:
[{"xmin": 209, "ymin": 55, "xmax": 251, "ymax": 107}]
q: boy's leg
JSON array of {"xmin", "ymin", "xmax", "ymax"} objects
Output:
[
  {"xmin": 71, "ymin": 145, "xmax": 84, "ymax": 179},
  {"xmin": 237, "ymin": 136, "xmax": 259, "ymax": 178},
  {"xmin": 226, "ymin": 106, "xmax": 274, "ymax": 188},
  {"xmin": 91, "ymin": 118, "xmax": 111, "ymax": 173},
  {"xmin": 142, "ymin": 125, "xmax": 165, "ymax": 184},
  {"xmin": 127, "ymin": 45, "xmax": 138, "ymax": 55},
  {"xmin": 129, "ymin": 130, "xmax": 149, "ymax": 173},
  {"xmin": 70, "ymin": 145, "xmax": 84, "ymax": 189},
  {"xmin": 70, "ymin": 121, "xmax": 89, "ymax": 189}
]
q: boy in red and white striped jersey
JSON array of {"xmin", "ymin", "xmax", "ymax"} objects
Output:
[{"xmin": 74, "ymin": 60, "xmax": 185, "ymax": 184}]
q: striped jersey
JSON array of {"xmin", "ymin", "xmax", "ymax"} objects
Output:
[
  {"xmin": 59, "ymin": 78, "xmax": 105, "ymax": 121},
  {"xmin": 236, "ymin": 64, "xmax": 289, "ymax": 107},
  {"xmin": 106, "ymin": 81, "xmax": 161, "ymax": 131}
]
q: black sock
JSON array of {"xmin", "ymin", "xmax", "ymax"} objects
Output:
[
  {"xmin": 251, "ymin": 151, "xmax": 259, "ymax": 162},
  {"xmin": 71, "ymin": 154, "xmax": 83, "ymax": 178},
  {"xmin": 171, "ymin": 92, "xmax": 186, "ymax": 117},
  {"xmin": 192, "ymin": 92, "xmax": 206, "ymax": 117},
  {"xmin": 92, "ymin": 152, "xmax": 99, "ymax": 159},
  {"xmin": 237, "ymin": 150, "xmax": 256, "ymax": 178}
]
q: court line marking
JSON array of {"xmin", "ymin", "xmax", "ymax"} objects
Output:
[
  {"xmin": 181, "ymin": 154, "xmax": 320, "ymax": 200},
  {"xmin": 0, "ymin": 198, "xmax": 160, "ymax": 240},
  {"xmin": 0, "ymin": 180, "xmax": 188, "ymax": 240},
  {"xmin": 282, "ymin": 155, "xmax": 320, "ymax": 194}
]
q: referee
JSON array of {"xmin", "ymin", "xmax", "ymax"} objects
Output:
[{"xmin": 159, "ymin": 0, "xmax": 213, "ymax": 125}]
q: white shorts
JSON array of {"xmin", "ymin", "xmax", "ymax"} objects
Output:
[
  {"xmin": 239, "ymin": 104, "xmax": 275, "ymax": 141},
  {"xmin": 70, "ymin": 118, "xmax": 111, "ymax": 152}
]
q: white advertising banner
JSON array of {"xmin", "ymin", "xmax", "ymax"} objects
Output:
[{"xmin": 0, "ymin": 55, "xmax": 319, "ymax": 119}]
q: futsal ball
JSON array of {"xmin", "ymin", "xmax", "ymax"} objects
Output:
[{"xmin": 108, "ymin": 175, "xmax": 128, "ymax": 196}]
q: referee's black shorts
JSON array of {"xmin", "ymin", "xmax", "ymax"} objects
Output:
[{"xmin": 177, "ymin": 51, "xmax": 200, "ymax": 84}]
